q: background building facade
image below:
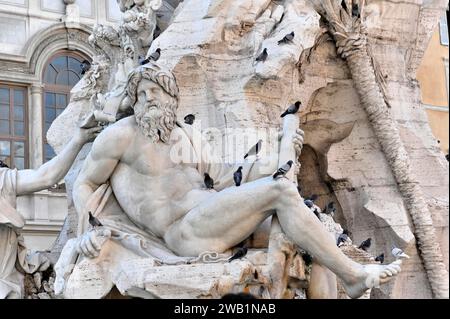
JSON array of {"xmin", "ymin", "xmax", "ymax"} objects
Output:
[{"xmin": 417, "ymin": 8, "xmax": 449, "ymax": 156}]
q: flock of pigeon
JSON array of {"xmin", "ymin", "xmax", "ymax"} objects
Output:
[
  {"xmin": 332, "ymin": 209, "xmax": 409, "ymax": 263},
  {"xmin": 195, "ymin": 102, "xmax": 301, "ymax": 262},
  {"xmin": 302, "ymin": 194, "xmax": 409, "ymax": 264},
  {"xmin": 254, "ymin": 2, "xmax": 360, "ymax": 66},
  {"xmin": 198, "ymin": 101, "xmax": 302, "ymax": 192},
  {"xmin": 128, "ymin": 0, "xmax": 361, "ymax": 74}
]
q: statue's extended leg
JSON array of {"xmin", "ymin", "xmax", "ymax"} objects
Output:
[
  {"xmin": 273, "ymin": 179, "xmax": 402, "ymax": 299},
  {"xmin": 164, "ymin": 176, "xmax": 401, "ymax": 299}
]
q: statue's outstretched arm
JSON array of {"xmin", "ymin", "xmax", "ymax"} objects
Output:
[{"xmin": 16, "ymin": 126, "xmax": 102, "ymax": 196}]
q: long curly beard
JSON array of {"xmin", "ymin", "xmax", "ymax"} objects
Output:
[{"xmin": 134, "ymin": 99, "xmax": 177, "ymax": 143}]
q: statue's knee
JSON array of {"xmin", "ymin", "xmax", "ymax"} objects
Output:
[{"xmin": 275, "ymin": 178, "xmax": 299, "ymax": 200}]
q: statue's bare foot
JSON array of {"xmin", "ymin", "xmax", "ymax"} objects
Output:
[{"xmin": 342, "ymin": 260, "xmax": 402, "ymax": 299}]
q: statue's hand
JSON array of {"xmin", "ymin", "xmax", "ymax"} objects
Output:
[
  {"xmin": 77, "ymin": 228, "xmax": 111, "ymax": 259},
  {"xmin": 74, "ymin": 125, "xmax": 104, "ymax": 145},
  {"xmin": 292, "ymin": 128, "xmax": 305, "ymax": 158}
]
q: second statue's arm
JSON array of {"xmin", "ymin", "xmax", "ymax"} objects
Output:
[{"xmin": 16, "ymin": 126, "xmax": 102, "ymax": 196}]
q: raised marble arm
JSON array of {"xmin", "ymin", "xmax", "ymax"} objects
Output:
[{"xmin": 16, "ymin": 126, "xmax": 102, "ymax": 196}]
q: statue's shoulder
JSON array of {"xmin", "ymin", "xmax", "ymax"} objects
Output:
[
  {"xmin": 103, "ymin": 116, "xmax": 136, "ymax": 137},
  {"xmin": 94, "ymin": 116, "xmax": 136, "ymax": 149}
]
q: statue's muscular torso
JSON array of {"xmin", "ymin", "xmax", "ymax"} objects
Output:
[{"xmin": 81, "ymin": 116, "xmax": 212, "ymax": 238}]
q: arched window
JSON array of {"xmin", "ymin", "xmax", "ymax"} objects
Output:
[
  {"xmin": 43, "ymin": 51, "xmax": 89, "ymax": 162},
  {"xmin": 0, "ymin": 84, "xmax": 27, "ymax": 169}
]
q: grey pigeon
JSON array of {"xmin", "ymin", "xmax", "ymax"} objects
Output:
[
  {"xmin": 228, "ymin": 247, "xmax": 248, "ymax": 262},
  {"xmin": 273, "ymin": 160, "xmax": 293, "ymax": 179},
  {"xmin": 80, "ymin": 60, "xmax": 91, "ymax": 75},
  {"xmin": 204, "ymin": 173, "xmax": 214, "ymax": 189},
  {"xmin": 244, "ymin": 140, "xmax": 263, "ymax": 159},
  {"xmin": 278, "ymin": 32, "xmax": 295, "ymax": 45},
  {"xmin": 233, "ymin": 166, "xmax": 243, "ymax": 187},
  {"xmin": 148, "ymin": 48, "xmax": 161, "ymax": 62},
  {"xmin": 352, "ymin": 4, "xmax": 360, "ymax": 17},
  {"xmin": 375, "ymin": 253, "xmax": 385, "ymax": 264},
  {"xmin": 304, "ymin": 194, "xmax": 318, "ymax": 208},
  {"xmin": 323, "ymin": 202, "xmax": 336, "ymax": 216},
  {"xmin": 255, "ymin": 48, "xmax": 268, "ymax": 62},
  {"xmin": 280, "ymin": 101, "xmax": 301, "ymax": 118},
  {"xmin": 88, "ymin": 212, "xmax": 103, "ymax": 228},
  {"xmin": 337, "ymin": 230, "xmax": 349, "ymax": 246},
  {"xmin": 184, "ymin": 114, "xmax": 195, "ymax": 125},
  {"xmin": 304, "ymin": 199, "xmax": 314, "ymax": 209},
  {"xmin": 391, "ymin": 246, "xmax": 410, "ymax": 259},
  {"xmin": 358, "ymin": 238, "xmax": 372, "ymax": 251}
]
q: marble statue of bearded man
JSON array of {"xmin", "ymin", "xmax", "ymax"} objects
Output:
[{"xmin": 55, "ymin": 62, "xmax": 403, "ymax": 299}]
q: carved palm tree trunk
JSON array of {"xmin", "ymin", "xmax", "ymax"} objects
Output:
[{"xmin": 310, "ymin": 0, "xmax": 449, "ymax": 299}]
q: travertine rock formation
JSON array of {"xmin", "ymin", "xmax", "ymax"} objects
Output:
[{"xmin": 47, "ymin": 0, "xmax": 449, "ymax": 299}]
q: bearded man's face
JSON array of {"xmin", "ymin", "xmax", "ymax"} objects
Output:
[{"xmin": 134, "ymin": 78, "xmax": 177, "ymax": 143}]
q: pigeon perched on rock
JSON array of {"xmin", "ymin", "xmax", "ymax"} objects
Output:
[
  {"xmin": 273, "ymin": 160, "xmax": 293, "ymax": 179},
  {"xmin": 255, "ymin": 48, "xmax": 268, "ymax": 62},
  {"xmin": 278, "ymin": 32, "xmax": 295, "ymax": 45},
  {"xmin": 80, "ymin": 60, "xmax": 91, "ymax": 75},
  {"xmin": 375, "ymin": 253, "xmax": 385, "ymax": 264},
  {"xmin": 228, "ymin": 247, "xmax": 248, "ymax": 262},
  {"xmin": 88, "ymin": 212, "xmax": 103, "ymax": 228},
  {"xmin": 303, "ymin": 194, "xmax": 318, "ymax": 209},
  {"xmin": 204, "ymin": 173, "xmax": 214, "ymax": 189},
  {"xmin": 391, "ymin": 246, "xmax": 410, "ymax": 259},
  {"xmin": 337, "ymin": 230, "xmax": 349, "ymax": 247},
  {"xmin": 280, "ymin": 101, "xmax": 301, "ymax": 118},
  {"xmin": 358, "ymin": 238, "xmax": 372, "ymax": 251},
  {"xmin": 323, "ymin": 202, "xmax": 336, "ymax": 216},
  {"xmin": 233, "ymin": 166, "xmax": 243, "ymax": 187},
  {"xmin": 184, "ymin": 114, "xmax": 195, "ymax": 125},
  {"xmin": 352, "ymin": 4, "xmax": 360, "ymax": 17},
  {"xmin": 147, "ymin": 48, "xmax": 161, "ymax": 62},
  {"xmin": 304, "ymin": 199, "xmax": 314, "ymax": 209},
  {"xmin": 244, "ymin": 140, "xmax": 263, "ymax": 159}
]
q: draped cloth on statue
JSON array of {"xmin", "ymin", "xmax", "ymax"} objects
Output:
[
  {"xmin": 55, "ymin": 124, "xmax": 261, "ymax": 298},
  {"xmin": 0, "ymin": 168, "xmax": 48, "ymax": 299}
]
